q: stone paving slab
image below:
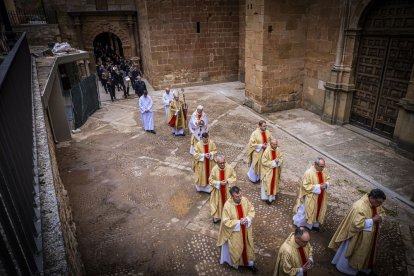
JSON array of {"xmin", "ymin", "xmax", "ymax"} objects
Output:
[
  {"xmin": 56, "ymin": 81, "xmax": 413, "ymax": 275},
  {"xmin": 264, "ymin": 109, "xmax": 414, "ymax": 207}
]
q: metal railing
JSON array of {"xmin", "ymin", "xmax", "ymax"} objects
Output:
[
  {"xmin": 0, "ymin": 32, "xmax": 42, "ymax": 275},
  {"xmin": 7, "ymin": 9, "xmax": 57, "ymax": 26}
]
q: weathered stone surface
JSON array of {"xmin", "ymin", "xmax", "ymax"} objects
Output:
[
  {"xmin": 13, "ymin": 24, "xmax": 61, "ymax": 46},
  {"xmin": 54, "ymin": 81, "xmax": 413, "ymax": 275}
]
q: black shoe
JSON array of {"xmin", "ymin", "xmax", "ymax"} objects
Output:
[
  {"xmin": 248, "ymin": 266, "xmax": 258, "ymax": 274},
  {"xmin": 311, "ymin": 226, "xmax": 320, "ymax": 232},
  {"xmin": 150, "ymin": 130, "xmax": 156, "ymax": 134},
  {"xmin": 265, "ymin": 200, "xmax": 271, "ymax": 205},
  {"xmin": 213, "ymin": 218, "xmax": 220, "ymax": 224}
]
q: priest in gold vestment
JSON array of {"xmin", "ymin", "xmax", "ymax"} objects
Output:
[
  {"xmin": 217, "ymin": 186, "xmax": 257, "ymax": 273},
  {"xmin": 247, "ymin": 120, "xmax": 272, "ymax": 183},
  {"xmin": 193, "ymin": 132, "xmax": 217, "ymax": 193},
  {"xmin": 209, "ymin": 154, "xmax": 236, "ymax": 223},
  {"xmin": 293, "ymin": 157, "xmax": 331, "ymax": 231},
  {"xmin": 328, "ymin": 189, "xmax": 386, "ymax": 275},
  {"xmin": 168, "ymin": 91, "xmax": 187, "ymax": 136},
  {"xmin": 260, "ymin": 138, "xmax": 283, "ymax": 204},
  {"xmin": 274, "ymin": 227, "xmax": 314, "ymax": 276}
]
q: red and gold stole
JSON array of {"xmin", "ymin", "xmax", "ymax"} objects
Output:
[
  {"xmin": 168, "ymin": 102, "xmax": 178, "ymax": 126},
  {"xmin": 197, "ymin": 113, "xmax": 202, "ymax": 120},
  {"xmin": 270, "ymin": 150, "xmax": 277, "ymax": 195},
  {"xmin": 297, "ymin": 246, "xmax": 308, "ymax": 276},
  {"xmin": 368, "ymin": 207, "xmax": 379, "ymax": 269},
  {"xmin": 219, "ymin": 169, "xmax": 226, "ymax": 207},
  {"xmin": 203, "ymin": 143, "xmax": 210, "ymax": 184},
  {"xmin": 236, "ymin": 203, "xmax": 249, "ymax": 266},
  {"xmin": 316, "ymin": 171, "xmax": 325, "ymax": 221},
  {"xmin": 261, "ymin": 131, "xmax": 267, "ymax": 149}
]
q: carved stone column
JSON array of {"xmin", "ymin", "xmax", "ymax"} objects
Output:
[
  {"xmin": 393, "ymin": 64, "xmax": 414, "ymax": 159},
  {"xmin": 322, "ymin": 0, "xmax": 355, "ymax": 125}
]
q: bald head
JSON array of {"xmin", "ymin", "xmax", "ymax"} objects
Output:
[
  {"xmin": 314, "ymin": 157, "xmax": 325, "ymax": 172},
  {"xmin": 294, "ymin": 227, "xmax": 311, "ymax": 247},
  {"xmin": 217, "ymin": 154, "xmax": 226, "ymax": 169},
  {"xmin": 270, "ymin": 138, "xmax": 278, "ymax": 150}
]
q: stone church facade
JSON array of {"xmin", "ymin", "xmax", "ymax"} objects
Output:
[{"xmin": 15, "ymin": 0, "xmax": 414, "ymax": 157}]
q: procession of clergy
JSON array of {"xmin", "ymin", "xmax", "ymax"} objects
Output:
[{"xmin": 138, "ymin": 88, "xmax": 387, "ymax": 276}]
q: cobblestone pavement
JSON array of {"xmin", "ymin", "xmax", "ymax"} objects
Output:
[{"xmin": 57, "ymin": 81, "xmax": 413, "ymax": 275}]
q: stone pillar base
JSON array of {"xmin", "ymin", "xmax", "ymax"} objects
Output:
[
  {"xmin": 393, "ymin": 98, "xmax": 414, "ymax": 160},
  {"xmin": 244, "ymin": 98, "xmax": 299, "ymax": 113},
  {"xmin": 322, "ymin": 82, "xmax": 354, "ymax": 125}
]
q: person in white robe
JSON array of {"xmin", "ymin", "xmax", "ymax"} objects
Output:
[
  {"xmin": 188, "ymin": 105, "xmax": 209, "ymax": 155},
  {"xmin": 138, "ymin": 90, "xmax": 156, "ymax": 134},
  {"xmin": 162, "ymin": 87, "xmax": 174, "ymax": 123}
]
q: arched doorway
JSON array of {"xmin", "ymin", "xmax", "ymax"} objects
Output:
[
  {"xmin": 350, "ymin": 0, "xmax": 414, "ymax": 138},
  {"xmin": 93, "ymin": 32, "xmax": 124, "ymax": 64}
]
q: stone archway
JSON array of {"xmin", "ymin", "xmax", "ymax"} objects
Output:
[
  {"xmin": 93, "ymin": 32, "xmax": 124, "ymax": 63},
  {"xmin": 68, "ymin": 11, "xmax": 138, "ymax": 61}
]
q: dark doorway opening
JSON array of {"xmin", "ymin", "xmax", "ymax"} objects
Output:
[{"xmin": 93, "ymin": 32, "xmax": 123, "ymax": 64}]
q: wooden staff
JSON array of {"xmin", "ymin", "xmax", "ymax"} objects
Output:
[{"xmin": 182, "ymin": 88, "xmax": 188, "ymax": 121}]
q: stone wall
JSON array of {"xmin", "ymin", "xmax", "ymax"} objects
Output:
[
  {"xmin": 79, "ymin": 15, "xmax": 134, "ymax": 56},
  {"xmin": 42, "ymin": 0, "xmax": 81, "ymax": 46},
  {"xmin": 302, "ymin": 0, "xmax": 342, "ymax": 115},
  {"xmin": 138, "ymin": 0, "xmax": 240, "ymax": 89},
  {"xmin": 239, "ymin": 0, "xmax": 246, "ymax": 82},
  {"xmin": 136, "ymin": 0, "xmax": 154, "ymax": 82},
  {"xmin": 32, "ymin": 58, "xmax": 84, "ymax": 275},
  {"xmin": 13, "ymin": 24, "xmax": 61, "ymax": 46},
  {"xmin": 245, "ymin": 0, "xmax": 307, "ymax": 113},
  {"xmin": 107, "ymin": 0, "xmax": 135, "ymax": 10}
]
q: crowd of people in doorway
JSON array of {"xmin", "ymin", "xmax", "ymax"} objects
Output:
[
  {"xmin": 95, "ymin": 48, "xmax": 148, "ymax": 103},
  {"xmin": 131, "ymin": 83, "xmax": 386, "ymax": 275}
]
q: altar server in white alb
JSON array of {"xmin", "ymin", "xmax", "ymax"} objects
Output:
[
  {"xmin": 138, "ymin": 90, "xmax": 156, "ymax": 134},
  {"xmin": 189, "ymin": 105, "xmax": 209, "ymax": 155},
  {"xmin": 162, "ymin": 87, "xmax": 174, "ymax": 123}
]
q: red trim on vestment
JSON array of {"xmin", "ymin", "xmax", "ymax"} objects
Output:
[
  {"xmin": 219, "ymin": 170, "xmax": 226, "ymax": 207},
  {"xmin": 168, "ymin": 114, "xmax": 177, "ymax": 126},
  {"xmin": 261, "ymin": 132, "xmax": 267, "ymax": 147},
  {"xmin": 203, "ymin": 144, "xmax": 210, "ymax": 184},
  {"xmin": 270, "ymin": 150, "xmax": 277, "ymax": 195},
  {"xmin": 316, "ymin": 171, "xmax": 325, "ymax": 221},
  {"xmin": 236, "ymin": 204, "xmax": 249, "ymax": 267},
  {"xmin": 297, "ymin": 247, "xmax": 308, "ymax": 276},
  {"xmin": 368, "ymin": 207, "xmax": 379, "ymax": 269}
]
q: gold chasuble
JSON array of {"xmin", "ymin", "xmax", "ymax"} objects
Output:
[
  {"xmin": 293, "ymin": 166, "xmax": 331, "ymax": 224},
  {"xmin": 247, "ymin": 128, "xmax": 272, "ymax": 175},
  {"xmin": 328, "ymin": 194, "xmax": 384, "ymax": 270},
  {"xmin": 261, "ymin": 146, "xmax": 283, "ymax": 196},
  {"xmin": 168, "ymin": 100, "xmax": 186, "ymax": 130},
  {"xmin": 274, "ymin": 233, "xmax": 313, "ymax": 276},
  {"xmin": 209, "ymin": 164, "xmax": 236, "ymax": 219},
  {"xmin": 193, "ymin": 139, "xmax": 217, "ymax": 186},
  {"xmin": 217, "ymin": 197, "xmax": 255, "ymax": 266}
]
